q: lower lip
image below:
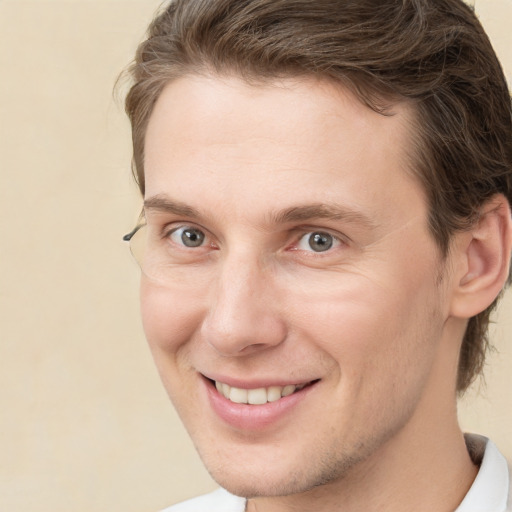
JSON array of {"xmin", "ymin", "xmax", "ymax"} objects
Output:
[{"xmin": 204, "ymin": 379, "xmax": 317, "ymax": 431}]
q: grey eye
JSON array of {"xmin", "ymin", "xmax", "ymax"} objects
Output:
[
  {"xmin": 171, "ymin": 227, "xmax": 206, "ymax": 247},
  {"xmin": 298, "ymin": 232, "xmax": 335, "ymax": 252}
]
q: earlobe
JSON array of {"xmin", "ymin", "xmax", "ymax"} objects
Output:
[{"xmin": 450, "ymin": 195, "xmax": 512, "ymax": 319}]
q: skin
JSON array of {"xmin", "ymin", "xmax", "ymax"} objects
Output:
[{"xmin": 140, "ymin": 75, "xmax": 481, "ymax": 512}]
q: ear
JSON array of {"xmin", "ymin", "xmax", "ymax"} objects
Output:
[{"xmin": 449, "ymin": 194, "xmax": 512, "ymax": 319}]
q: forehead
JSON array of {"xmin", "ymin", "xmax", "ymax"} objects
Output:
[
  {"xmin": 145, "ymin": 74, "xmax": 413, "ymax": 161},
  {"xmin": 143, "ymin": 74, "xmax": 424, "ymax": 228}
]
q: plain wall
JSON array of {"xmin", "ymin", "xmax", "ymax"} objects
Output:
[{"xmin": 0, "ymin": 1, "xmax": 510, "ymax": 511}]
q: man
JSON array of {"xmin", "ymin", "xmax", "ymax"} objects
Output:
[{"xmin": 123, "ymin": 0, "xmax": 512, "ymax": 510}]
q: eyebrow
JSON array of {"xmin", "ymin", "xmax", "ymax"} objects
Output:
[
  {"xmin": 271, "ymin": 203, "xmax": 376, "ymax": 228},
  {"xmin": 144, "ymin": 195, "xmax": 204, "ymax": 220},
  {"xmin": 144, "ymin": 195, "xmax": 376, "ymax": 229}
]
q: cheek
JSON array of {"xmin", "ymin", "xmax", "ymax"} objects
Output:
[
  {"xmin": 140, "ymin": 279, "xmax": 209, "ymax": 416},
  {"xmin": 288, "ymin": 266, "xmax": 443, "ymax": 384},
  {"xmin": 306, "ymin": 284, "xmax": 443, "ymax": 436},
  {"xmin": 140, "ymin": 278, "xmax": 204, "ymax": 354}
]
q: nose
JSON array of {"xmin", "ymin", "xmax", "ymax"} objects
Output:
[{"xmin": 201, "ymin": 253, "xmax": 287, "ymax": 356}]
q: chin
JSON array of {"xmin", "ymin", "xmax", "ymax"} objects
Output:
[
  {"xmin": 207, "ymin": 466, "xmax": 313, "ymax": 499},
  {"xmin": 193, "ymin": 436, "xmax": 365, "ymax": 499}
]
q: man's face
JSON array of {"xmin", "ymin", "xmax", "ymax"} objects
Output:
[{"xmin": 141, "ymin": 75, "xmax": 459, "ymax": 497}]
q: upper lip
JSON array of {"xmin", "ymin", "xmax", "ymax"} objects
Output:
[{"xmin": 201, "ymin": 372, "xmax": 318, "ymax": 389}]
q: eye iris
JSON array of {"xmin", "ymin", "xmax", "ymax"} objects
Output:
[
  {"xmin": 181, "ymin": 228, "xmax": 205, "ymax": 247},
  {"xmin": 309, "ymin": 232, "xmax": 333, "ymax": 252}
]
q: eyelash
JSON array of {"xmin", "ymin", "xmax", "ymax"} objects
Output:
[{"xmin": 161, "ymin": 223, "xmax": 347, "ymax": 255}]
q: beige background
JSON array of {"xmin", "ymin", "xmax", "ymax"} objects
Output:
[{"xmin": 0, "ymin": 1, "xmax": 510, "ymax": 511}]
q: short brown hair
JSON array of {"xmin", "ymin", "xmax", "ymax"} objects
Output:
[{"xmin": 125, "ymin": 0, "xmax": 512, "ymax": 392}]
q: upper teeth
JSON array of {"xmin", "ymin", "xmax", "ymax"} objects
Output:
[{"xmin": 215, "ymin": 381, "xmax": 307, "ymax": 405}]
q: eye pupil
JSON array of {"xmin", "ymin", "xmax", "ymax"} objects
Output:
[
  {"xmin": 309, "ymin": 232, "xmax": 333, "ymax": 252},
  {"xmin": 181, "ymin": 228, "xmax": 205, "ymax": 247}
]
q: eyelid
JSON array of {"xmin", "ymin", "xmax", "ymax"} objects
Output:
[
  {"xmin": 295, "ymin": 224, "xmax": 348, "ymax": 242},
  {"xmin": 161, "ymin": 219, "xmax": 207, "ymax": 236}
]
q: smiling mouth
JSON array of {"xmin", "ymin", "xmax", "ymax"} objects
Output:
[{"xmin": 212, "ymin": 380, "xmax": 318, "ymax": 405}]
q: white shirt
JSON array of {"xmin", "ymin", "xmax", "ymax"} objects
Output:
[
  {"xmin": 457, "ymin": 435, "xmax": 511, "ymax": 512},
  {"xmin": 161, "ymin": 435, "xmax": 511, "ymax": 512}
]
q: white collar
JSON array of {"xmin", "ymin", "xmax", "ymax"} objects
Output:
[{"xmin": 456, "ymin": 434, "xmax": 510, "ymax": 512}]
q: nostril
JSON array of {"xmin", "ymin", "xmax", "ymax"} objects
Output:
[{"xmin": 239, "ymin": 342, "xmax": 267, "ymax": 353}]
